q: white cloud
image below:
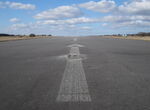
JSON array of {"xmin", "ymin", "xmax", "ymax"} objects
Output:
[
  {"xmin": 9, "ymin": 18, "xmax": 20, "ymax": 23},
  {"xmin": 37, "ymin": 20, "xmax": 59, "ymax": 25},
  {"xmin": 0, "ymin": 2, "xmax": 5, "ymax": 8},
  {"xmin": 10, "ymin": 23, "xmax": 29, "ymax": 30},
  {"xmin": 98, "ymin": 0, "xmax": 150, "ymax": 28},
  {"xmin": 112, "ymin": 20, "xmax": 150, "ymax": 28},
  {"xmin": 79, "ymin": 0, "xmax": 116, "ymax": 13},
  {"xmin": 102, "ymin": 15, "xmax": 150, "ymax": 23},
  {"xmin": 64, "ymin": 17, "xmax": 99, "ymax": 24},
  {"xmin": 102, "ymin": 23, "xmax": 108, "ymax": 26},
  {"xmin": 102, "ymin": 15, "xmax": 124, "ymax": 22},
  {"xmin": 9, "ymin": 22, "xmax": 40, "ymax": 31},
  {"xmin": 6, "ymin": 0, "xmax": 150, "ymax": 34},
  {"xmin": 37, "ymin": 17, "xmax": 99, "ymax": 25},
  {"xmin": 118, "ymin": 0, "xmax": 150, "ymax": 15},
  {"xmin": 80, "ymin": 26, "xmax": 92, "ymax": 30},
  {"xmin": 0, "ymin": 1, "xmax": 35, "ymax": 10},
  {"xmin": 34, "ymin": 5, "xmax": 82, "ymax": 20},
  {"xmin": 8, "ymin": 22, "xmax": 93, "ymax": 35},
  {"xmin": 101, "ymin": 15, "xmax": 150, "ymax": 28}
]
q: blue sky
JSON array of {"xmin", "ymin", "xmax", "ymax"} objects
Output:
[{"xmin": 0, "ymin": 0, "xmax": 150, "ymax": 36}]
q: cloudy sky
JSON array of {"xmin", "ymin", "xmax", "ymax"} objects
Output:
[{"xmin": 0, "ymin": 0, "xmax": 150, "ymax": 36}]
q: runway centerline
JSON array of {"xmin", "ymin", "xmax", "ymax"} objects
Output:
[{"xmin": 56, "ymin": 44, "xmax": 91, "ymax": 102}]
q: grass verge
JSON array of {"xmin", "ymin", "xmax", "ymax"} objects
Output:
[
  {"xmin": 0, "ymin": 36, "xmax": 52, "ymax": 42},
  {"xmin": 104, "ymin": 36, "xmax": 150, "ymax": 41}
]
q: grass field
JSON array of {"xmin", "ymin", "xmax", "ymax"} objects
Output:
[
  {"xmin": 104, "ymin": 36, "xmax": 150, "ymax": 41},
  {"xmin": 0, "ymin": 36, "xmax": 52, "ymax": 42}
]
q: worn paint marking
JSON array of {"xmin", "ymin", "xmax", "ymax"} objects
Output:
[{"xmin": 56, "ymin": 45, "xmax": 91, "ymax": 102}]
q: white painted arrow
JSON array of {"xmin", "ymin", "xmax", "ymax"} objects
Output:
[
  {"xmin": 56, "ymin": 44, "xmax": 91, "ymax": 102},
  {"xmin": 67, "ymin": 44, "xmax": 84, "ymax": 48}
]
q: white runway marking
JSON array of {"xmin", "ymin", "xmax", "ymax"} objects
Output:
[
  {"xmin": 56, "ymin": 44, "xmax": 91, "ymax": 102},
  {"xmin": 73, "ymin": 38, "xmax": 77, "ymax": 41}
]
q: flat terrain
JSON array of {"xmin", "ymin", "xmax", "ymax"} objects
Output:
[
  {"xmin": 0, "ymin": 36, "xmax": 51, "ymax": 42},
  {"xmin": 0, "ymin": 37, "xmax": 150, "ymax": 110},
  {"xmin": 104, "ymin": 36, "xmax": 150, "ymax": 41}
]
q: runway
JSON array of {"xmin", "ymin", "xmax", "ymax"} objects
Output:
[{"xmin": 0, "ymin": 37, "xmax": 150, "ymax": 110}]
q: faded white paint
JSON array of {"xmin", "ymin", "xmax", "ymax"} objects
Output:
[
  {"xmin": 67, "ymin": 44, "xmax": 84, "ymax": 48},
  {"xmin": 73, "ymin": 38, "xmax": 77, "ymax": 42},
  {"xmin": 56, "ymin": 44, "xmax": 91, "ymax": 102}
]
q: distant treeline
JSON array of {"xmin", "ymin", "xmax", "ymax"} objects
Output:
[
  {"xmin": 0, "ymin": 33, "xmax": 52, "ymax": 37},
  {"xmin": 0, "ymin": 34, "xmax": 15, "ymax": 36},
  {"xmin": 127, "ymin": 32, "xmax": 150, "ymax": 36}
]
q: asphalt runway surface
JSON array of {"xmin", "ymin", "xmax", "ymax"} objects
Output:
[{"xmin": 0, "ymin": 37, "xmax": 150, "ymax": 110}]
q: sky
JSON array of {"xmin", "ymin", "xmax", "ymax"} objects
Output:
[{"xmin": 0, "ymin": 0, "xmax": 150, "ymax": 36}]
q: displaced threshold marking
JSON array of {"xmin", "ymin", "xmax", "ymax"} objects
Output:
[{"xmin": 56, "ymin": 44, "xmax": 91, "ymax": 102}]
